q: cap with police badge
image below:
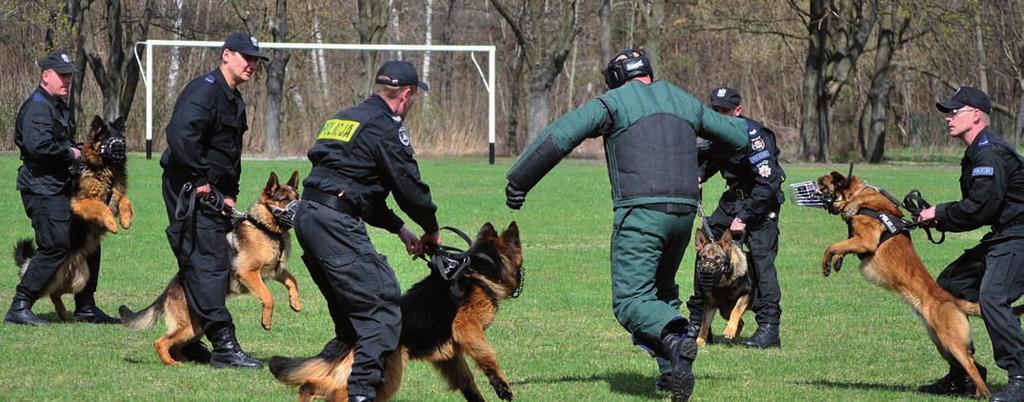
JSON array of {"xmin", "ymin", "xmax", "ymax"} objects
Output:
[
  {"xmin": 375, "ymin": 60, "xmax": 430, "ymax": 91},
  {"xmin": 38, "ymin": 51, "xmax": 79, "ymax": 74},
  {"xmin": 936, "ymin": 86, "xmax": 991, "ymax": 115},
  {"xmin": 709, "ymin": 87, "xmax": 742, "ymax": 110},
  {"xmin": 223, "ymin": 32, "xmax": 270, "ymax": 61}
]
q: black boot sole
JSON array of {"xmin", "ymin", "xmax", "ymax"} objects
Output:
[{"xmin": 670, "ymin": 337, "xmax": 698, "ymax": 402}]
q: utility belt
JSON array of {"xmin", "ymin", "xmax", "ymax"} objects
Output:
[
  {"xmin": 995, "ymin": 216, "xmax": 1024, "ymax": 233},
  {"xmin": 727, "ymin": 187, "xmax": 751, "ymax": 200},
  {"xmin": 302, "ymin": 187, "xmax": 359, "ymax": 216}
]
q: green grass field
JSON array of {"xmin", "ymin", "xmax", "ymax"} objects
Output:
[{"xmin": 0, "ymin": 154, "xmax": 999, "ymax": 401}]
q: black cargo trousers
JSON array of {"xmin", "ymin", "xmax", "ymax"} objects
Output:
[{"xmin": 294, "ymin": 200, "xmax": 402, "ymax": 400}]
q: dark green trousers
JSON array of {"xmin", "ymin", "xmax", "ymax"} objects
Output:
[{"xmin": 611, "ymin": 206, "xmax": 694, "ymax": 370}]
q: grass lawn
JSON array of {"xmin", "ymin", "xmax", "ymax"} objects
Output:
[{"xmin": 0, "ymin": 154, "xmax": 1000, "ymax": 401}]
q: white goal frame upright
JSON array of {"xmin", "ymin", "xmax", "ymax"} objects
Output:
[{"xmin": 135, "ymin": 40, "xmax": 498, "ymax": 163}]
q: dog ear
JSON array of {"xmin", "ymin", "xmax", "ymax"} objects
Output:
[
  {"xmin": 830, "ymin": 171, "xmax": 848, "ymax": 190},
  {"xmin": 694, "ymin": 229, "xmax": 709, "ymax": 249},
  {"xmin": 90, "ymin": 116, "xmax": 106, "ymax": 139},
  {"xmin": 287, "ymin": 170, "xmax": 300, "ymax": 189},
  {"xmin": 264, "ymin": 171, "xmax": 280, "ymax": 194},
  {"xmin": 477, "ymin": 222, "xmax": 499, "ymax": 244},
  {"xmin": 719, "ymin": 230, "xmax": 733, "ymax": 249},
  {"xmin": 501, "ymin": 221, "xmax": 521, "ymax": 249}
]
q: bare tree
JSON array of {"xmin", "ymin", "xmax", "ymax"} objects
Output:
[
  {"xmin": 859, "ymin": 0, "xmax": 910, "ymax": 163},
  {"xmin": 491, "ymin": 0, "xmax": 582, "ymax": 148},
  {"xmin": 355, "ymin": 0, "xmax": 389, "ymax": 97}
]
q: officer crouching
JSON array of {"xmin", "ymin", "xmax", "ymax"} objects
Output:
[{"xmin": 289, "ymin": 60, "xmax": 440, "ymax": 402}]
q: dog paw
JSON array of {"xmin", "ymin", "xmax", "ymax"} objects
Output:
[
  {"xmin": 119, "ymin": 213, "xmax": 133, "ymax": 230},
  {"xmin": 833, "ymin": 256, "xmax": 844, "ymax": 272},
  {"xmin": 696, "ymin": 337, "xmax": 707, "ymax": 347},
  {"xmin": 103, "ymin": 216, "xmax": 119, "ymax": 233},
  {"xmin": 261, "ymin": 317, "xmax": 272, "ymax": 331},
  {"xmin": 290, "ymin": 299, "xmax": 301, "ymax": 313},
  {"xmin": 492, "ymin": 380, "xmax": 514, "ymax": 401},
  {"xmin": 723, "ymin": 326, "xmax": 737, "ymax": 341}
]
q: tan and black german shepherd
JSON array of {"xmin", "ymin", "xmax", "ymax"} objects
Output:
[
  {"xmin": 269, "ymin": 222, "xmax": 523, "ymax": 402},
  {"xmin": 817, "ymin": 171, "xmax": 994, "ymax": 398},
  {"xmin": 118, "ymin": 171, "xmax": 303, "ymax": 365},
  {"xmin": 693, "ymin": 230, "xmax": 752, "ymax": 346},
  {"xmin": 13, "ymin": 116, "xmax": 132, "ymax": 320}
]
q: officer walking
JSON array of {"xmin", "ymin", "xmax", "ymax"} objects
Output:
[
  {"xmin": 159, "ymin": 32, "xmax": 266, "ymax": 368},
  {"xmin": 289, "ymin": 60, "xmax": 439, "ymax": 402},
  {"xmin": 916, "ymin": 86, "xmax": 1024, "ymax": 401},
  {"xmin": 684, "ymin": 87, "xmax": 785, "ymax": 349},
  {"xmin": 504, "ymin": 50, "xmax": 749, "ymax": 402},
  {"xmin": 5, "ymin": 51, "xmax": 118, "ymax": 325}
]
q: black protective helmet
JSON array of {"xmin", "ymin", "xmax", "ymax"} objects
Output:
[{"xmin": 603, "ymin": 49, "xmax": 654, "ymax": 90}]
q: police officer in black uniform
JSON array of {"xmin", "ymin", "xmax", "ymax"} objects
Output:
[
  {"xmin": 160, "ymin": 33, "xmax": 267, "ymax": 368},
  {"xmin": 6, "ymin": 51, "xmax": 118, "ymax": 325},
  {"xmin": 290, "ymin": 60, "xmax": 439, "ymax": 402},
  {"xmin": 916, "ymin": 86, "xmax": 1024, "ymax": 401},
  {"xmin": 684, "ymin": 87, "xmax": 786, "ymax": 349}
]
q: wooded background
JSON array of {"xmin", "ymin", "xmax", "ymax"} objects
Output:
[{"xmin": 0, "ymin": 0, "xmax": 1017, "ymax": 162}]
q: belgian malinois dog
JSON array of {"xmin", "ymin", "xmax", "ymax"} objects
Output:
[
  {"xmin": 13, "ymin": 116, "xmax": 132, "ymax": 320},
  {"xmin": 118, "ymin": 171, "xmax": 303, "ymax": 365},
  {"xmin": 817, "ymin": 171, "xmax": 990, "ymax": 398},
  {"xmin": 269, "ymin": 222, "xmax": 523, "ymax": 402},
  {"xmin": 693, "ymin": 230, "xmax": 752, "ymax": 346}
]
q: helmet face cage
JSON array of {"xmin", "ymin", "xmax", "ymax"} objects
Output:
[
  {"xmin": 790, "ymin": 180, "xmax": 829, "ymax": 209},
  {"xmin": 603, "ymin": 49, "xmax": 654, "ymax": 89}
]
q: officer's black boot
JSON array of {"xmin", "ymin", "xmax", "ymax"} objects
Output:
[
  {"xmin": 178, "ymin": 340, "xmax": 212, "ymax": 364},
  {"xmin": 684, "ymin": 320, "xmax": 712, "ymax": 345},
  {"xmin": 655, "ymin": 372, "xmax": 672, "ymax": 392},
  {"xmin": 917, "ymin": 363, "xmax": 985, "ymax": 397},
  {"xmin": 743, "ymin": 323, "xmax": 780, "ymax": 349},
  {"xmin": 71, "ymin": 296, "xmax": 120, "ymax": 324},
  {"xmin": 5, "ymin": 291, "xmax": 48, "ymax": 326},
  {"xmin": 661, "ymin": 332, "xmax": 698, "ymax": 402},
  {"xmin": 992, "ymin": 376, "xmax": 1024, "ymax": 402},
  {"xmin": 209, "ymin": 325, "xmax": 262, "ymax": 369}
]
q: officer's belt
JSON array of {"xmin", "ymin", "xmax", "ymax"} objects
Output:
[
  {"xmin": 995, "ymin": 215, "xmax": 1024, "ymax": 233},
  {"xmin": 727, "ymin": 187, "xmax": 750, "ymax": 200},
  {"xmin": 302, "ymin": 187, "xmax": 358, "ymax": 216}
]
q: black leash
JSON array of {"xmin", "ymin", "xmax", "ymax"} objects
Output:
[
  {"xmin": 874, "ymin": 187, "xmax": 945, "ymax": 244},
  {"xmin": 419, "ymin": 226, "xmax": 525, "ymax": 299}
]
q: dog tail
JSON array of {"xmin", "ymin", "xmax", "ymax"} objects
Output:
[
  {"xmin": 118, "ymin": 277, "xmax": 173, "ymax": 331},
  {"xmin": 12, "ymin": 238, "xmax": 35, "ymax": 274},
  {"xmin": 269, "ymin": 345, "xmax": 350, "ymax": 386}
]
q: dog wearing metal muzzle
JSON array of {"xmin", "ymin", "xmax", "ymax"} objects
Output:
[
  {"xmin": 805, "ymin": 171, "xmax": 996, "ymax": 398},
  {"xmin": 692, "ymin": 229, "xmax": 752, "ymax": 347},
  {"xmin": 119, "ymin": 171, "xmax": 303, "ymax": 365}
]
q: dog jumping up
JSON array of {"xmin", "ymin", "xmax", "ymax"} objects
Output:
[
  {"xmin": 693, "ymin": 230, "xmax": 752, "ymax": 346},
  {"xmin": 269, "ymin": 221, "xmax": 523, "ymax": 402},
  {"xmin": 816, "ymin": 171, "xmax": 991, "ymax": 398},
  {"xmin": 118, "ymin": 171, "xmax": 303, "ymax": 365},
  {"xmin": 13, "ymin": 116, "xmax": 131, "ymax": 320}
]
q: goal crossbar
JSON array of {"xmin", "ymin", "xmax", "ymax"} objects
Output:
[{"xmin": 134, "ymin": 40, "xmax": 497, "ymax": 163}]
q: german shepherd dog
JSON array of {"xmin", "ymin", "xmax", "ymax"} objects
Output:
[
  {"xmin": 269, "ymin": 222, "xmax": 523, "ymax": 402},
  {"xmin": 13, "ymin": 116, "xmax": 131, "ymax": 320},
  {"xmin": 816, "ymin": 171, "xmax": 990, "ymax": 398},
  {"xmin": 693, "ymin": 230, "xmax": 752, "ymax": 346},
  {"xmin": 118, "ymin": 171, "xmax": 303, "ymax": 365}
]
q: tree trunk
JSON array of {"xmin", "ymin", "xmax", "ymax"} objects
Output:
[
  {"xmin": 167, "ymin": 0, "xmax": 185, "ymax": 92},
  {"xmin": 389, "ymin": 0, "xmax": 401, "ymax": 59},
  {"xmin": 357, "ymin": 0, "xmax": 389, "ymax": 97},
  {"xmin": 799, "ymin": 0, "xmax": 828, "ymax": 161},
  {"xmin": 309, "ymin": 1, "xmax": 327, "ymax": 97},
  {"xmin": 975, "ymin": 10, "xmax": 989, "ymax": 92},
  {"xmin": 598, "ymin": 0, "xmax": 612, "ymax": 61},
  {"xmin": 422, "ymin": 0, "xmax": 433, "ymax": 89},
  {"xmin": 264, "ymin": 0, "xmax": 289, "ymax": 155},
  {"xmin": 860, "ymin": 2, "xmax": 902, "ymax": 163},
  {"xmin": 79, "ymin": 0, "xmax": 154, "ymax": 125},
  {"xmin": 641, "ymin": 0, "xmax": 665, "ymax": 68}
]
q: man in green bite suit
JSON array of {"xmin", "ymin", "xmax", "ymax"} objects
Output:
[{"xmin": 504, "ymin": 49, "xmax": 749, "ymax": 402}]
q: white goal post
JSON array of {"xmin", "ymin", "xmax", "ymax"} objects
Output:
[{"xmin": 134, "ymin": 40, "xmax": 497, "ymax": 163}]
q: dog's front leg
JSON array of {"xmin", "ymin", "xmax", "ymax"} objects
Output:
[
  {"xmin": 454, "ymin": 322, "xmax": 514, "ymax": 401},
  {"xmin": 235, "ymin": 268, "xmax": 276, "ymax": 330},
  {"xmin": 822, "ymin": 218, "xmax": 879, "ymax": 276},
  {"xmin": 723, "ymin": 295, "xmax": 750, "ymax": 342},
  {"xmin": 71, "ymin": 197, "xmax": 118, "ymax": 233},
  {"xmin": 116, "ymin": 194, "xmax": 134, "ymax": 229},
  {"xmin": 697, "ymin": 308, "xmax": 716, "ymax": 347},
  {"xmin": 273, "ymin": 268, "xmax": 302, "ymax": 313}
]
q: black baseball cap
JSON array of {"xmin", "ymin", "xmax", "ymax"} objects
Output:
[
  {"xmin": 223, "ymin": 32, "xmax": 269, "ymax": 61},
  {"xmin": 709, "ymin": 87, "xmax": 742, "ymax": 110},
  {"xmin": 936, "ymin": 86, "xmax": 991, "ymax": 114},
  {"xmin": 375, "ymin": 60, "xmax": 430, "ymax": 91},
  {"xmin": 38, "ymin": 51, "xmax": 79, "ymax": 74}
]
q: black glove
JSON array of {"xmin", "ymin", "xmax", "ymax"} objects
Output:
[{"xmin": 505, "ymin": 182, "xmax": 526, "ymax": 210}]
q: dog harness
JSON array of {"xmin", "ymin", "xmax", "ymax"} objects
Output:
[{"xmin": 423, "ymin": 226, "xmax": 525, "ymax": 301}]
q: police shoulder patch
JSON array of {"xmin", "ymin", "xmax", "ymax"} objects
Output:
[
  {"xmin": 749, "ymin": 150, "xmax": 770, "ymax": 164},
  {"xmin": 751, "ymin": 136, "xmax": 766, "ymax": 151},
  {"xmin": 757, "ymin": 160, "xmax": 772, "ymax": 178},
  {"xmin": 398, "ymin": 126, "xmax": 411, "ymax": 147},
  {"xmin": 317, "ymin": 119, "xmax": 361, "ymax": 142},
  {"xmin": 204, "ymin": 75, "xmax": 216, "ymax": 84},
  {"xmin": 972, "ymin": 166, "xmax": 995, "ymax": 177},
  {"xmin": 977, "ymin": 134, "xmax": 991, "ymax": 147}
]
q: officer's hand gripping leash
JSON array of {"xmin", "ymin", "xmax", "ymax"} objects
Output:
[{"xmin": 174, "ymin": 182, "xmax": 246, "ymax": 223}]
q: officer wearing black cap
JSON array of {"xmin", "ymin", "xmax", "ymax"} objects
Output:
[
  {"xmin": 158, "ymin": 32, "xmax": 267, "ymax": 368},
  {"xmin": 5, "ymin": 51, "xmax": 118, "ymax": 325},
  {"xmin": 286, "ymin": 60, "xmax": 438, "ymax": 402},
  {"xmin": 915, "ymin": 86, "xmax": 1024, "ymax": 401},
  {"xmin": 684, "ymin": 86, "xmax": 786, "ymax": 349}
]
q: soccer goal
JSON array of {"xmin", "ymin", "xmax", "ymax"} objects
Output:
[{"xmin": 134, "ymin": 40, "xmax": 497, "ymax": 163}]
